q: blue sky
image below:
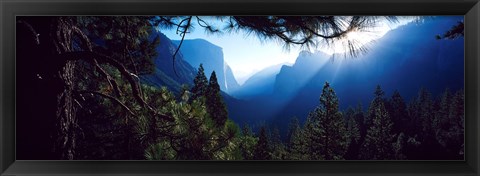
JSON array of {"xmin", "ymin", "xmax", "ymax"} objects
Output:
[{"xmin": 161, "ymin": 17, "xmax": 415, "ymax": 85}]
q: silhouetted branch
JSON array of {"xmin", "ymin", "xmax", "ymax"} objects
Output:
[
  {"xmin": 172, "ymin": 16, "xmax": 192, "ymax": 76},
  {"xmin": 436, "ymin": 21, "xmax": 464, "ymax": 40},
  {"xmin": 59, "ymin": 51, "xmax": 175, "ymax": 122},
  {"xmin": 76, "ymin": 90, "xmax": 136, "ymax": 116},
  {"xmin": 17, "ymin": 19, "xmax": 40, "ymax": 45}
]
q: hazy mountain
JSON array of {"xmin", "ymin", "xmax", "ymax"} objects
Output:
[
  {"xmin": 141, "ymin": 31, "xmax": 196, "ymax": 94},
  {"xmin": 228, "ymin": 16, "xmax": 464, "ymax": 132},
  {"xmin": 273, "ymin": 51, "xmax": 331, "ymax": 95},
  {"xmin": 225, "ymin": 64, "xmax": 240, "ymax": 93},
  {"xmin": 231, "ymin": 63, "xmax": 287, "ymax": 99},
  {"xmin": 172, "ymin": 39, "xmax": 240, "ymax": 94}
]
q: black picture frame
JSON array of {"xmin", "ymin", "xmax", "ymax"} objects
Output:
[{"xmin": 1, "ymin": 0, "xmax": 479, "ymax": 175}]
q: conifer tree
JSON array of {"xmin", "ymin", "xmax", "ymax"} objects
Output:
[
  {"xmin": 191, "ymin": 64, "xmax": 208, "ymax": 101},
  {"xmin": 287, "ymin": 117, "xmax": 308, "ymax": 160},
  {"xmin": 254, "ymin": 127, "xmax": 271, "ymax": 160},
  {"xmin": 206, "ymin": 71, "xmax": 228, "ymax": 127},
  {"xmin": 388, "ymin": 90, "xmax": 408, "ymax": 134},
  {"xmin": 418, "ymin": 88, "xmax": 435, "ymax": 141},
  {"xmin": 305, "ymin": 82, "xmax": 348, "ymax": 160},
  {"xmin": 286, "ymin": 117, "xmax": 300, "ymax": 144},
  {"xmin": 344, "ymin": 108, "xmax": 360, "ymax": 145},
  {"xmin": 270, "ymin": 127, "xmax": 288, "ymax": 160},
  {"xmin": 344, "ymin": 109, "xmax": 361, "ymax": 159},
  {"xmin": 393, "ymin": 132, "xmax": 408, "ymax": 160},
  {"xmin": 366, "ymin": 85, "xmax": 385, "ymax": 128},
  {"xmin": 435, "ymin": 89, "xmax": 464, "ymax": 159},
  {"xmin": 239, "ymin": 124, "xmax": 257, "ymax": 160},
  {"xmin": 353, "ymin": 102, "xmax": 367, "ymax": 144},
  {"xmin": 360, "ymin": 85, "xmax": 395, "ymax": 160}
]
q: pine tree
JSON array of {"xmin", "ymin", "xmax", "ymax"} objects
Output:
[
  {"xmin": 239, "ymin": 124, "xmax": 257, "ymax": 160},
  {"xmin": 435, "ymin": 89, "xmax": 464, "ymax": 159},
  {"xmin": 415, "ymin": 88, "xmax": 441, "ymax": 159},
  {"xmin": 206, "ymin": 71, "xmax": 228, "ymax": 127},
  {"xmin": 344, "ymin": 109, "xmax": 361, "ymax": 160},
  {"xmin": 305, "ymin": 82, "xmax": 348, "ymax": 160},
  {"xmin": 353, "ymin": 102, "xmax": 367, "ymax": 145},
  {"xmin": 360, "ymin": 85, "xmax": 395, "ymax": 160},
  {"xmin": 254, "ymin": 127, "xmax": 271, "ymax": 160},
  {"xmin": 191, "ymin": 64, "xmax": 208, "ymax": 101},
  {"xmin": 287, "ymin": 117, "xmax": 308, "ymax": 160},
  {"xmin": 286, "ymin": 116, "xmax": 299, "ymax": 144},
  {"xmin": 345, "ymin": 108, "xmax": 360, "ymax": 145},
  {"xmin": 388, "ymin": 90, "xmax": 409, "ymax": 134},
  {"xmin": 393, "ymin": 132, "xmax": 408, "ymax": 160},
  {"xmin": 270, "ymin": 127, "xmax": 287, "ymax": 160},
  {"xmin": 366, "ymin": 85, "xmax": 385, "ymax": 128},
  {"xmin": 418, "ymin": 88, "xmax": 435, "ymax": 140}
]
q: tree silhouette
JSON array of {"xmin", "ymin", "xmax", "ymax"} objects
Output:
[
  {"xmin": 287, "ymin": 117, "xmax": 308, "ymax": 160},
  {"xmin": 239, "ymin": 124, "xmax": 257, "ymax": 160},
  {"xmin": 160, "ymin": 16, "xmax": 409, "ymax": 59},
  {"xmin": 254, "ymin": 127, "xmax": 271, "ymax": 160},
  {"xmin": 305, "ymin": 82, "xmax": 348, "ymax": 160},
  {"xmin": 360, "ymin": 85, "xmax": 395, "ymax": 160},
  {"xmin": 206, "ymin": 71, "xmax": 228, "ymax": 127},
  {"xmin": 191, "ymin": 64, "xmax": 208, "ymax": 101},
  {"xmin": 388, "ymin": 90, "xmax": 409, "ymax": 134},
  {"xmin": 344, "ymin": 107, "xmax": 361, "ymax": 160},
  {"xmin": 436, "ymin": 21, "xmax": 464, "ymax": 40}
]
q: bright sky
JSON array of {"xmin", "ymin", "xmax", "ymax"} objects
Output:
[{"xmin": 162, "ymin": 17, "xmax": 415, "ymax": 85}]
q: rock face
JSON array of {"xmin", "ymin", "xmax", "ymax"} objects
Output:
[
  {"xmin": 172, "ymin": 39, "xmax": 240, "ymax": 94},
  {"xmin": 231, "ymin": 63, "xmax": 286, "ymax": 99},
  {"xmin": 141, "ymin": 31, "xmax": 197, "ymax": 94}
]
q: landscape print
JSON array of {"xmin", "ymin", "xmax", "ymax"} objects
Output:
[{"xmin": 16, "ymin": 16, "xmax": 464, "ymax": 160}]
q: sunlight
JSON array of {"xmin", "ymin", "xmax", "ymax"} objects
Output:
[
  {"xmin": 324, "ymin": 28, "xmax": 387, "ymax": 55},
  {"xmin": 321, "ymin": 17, "xmax": 416, "ymax": 56}
]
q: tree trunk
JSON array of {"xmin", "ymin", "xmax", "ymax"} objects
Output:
[{"xmin": 56, "ymin": 60, "xmax": 77, "ymax": 159}]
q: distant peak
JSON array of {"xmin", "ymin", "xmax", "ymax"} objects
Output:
[
  {"xmin": 172, "ymin": 38, "xmax": 223, "ymax": 50},
  {"xmin": 299, "ymin": 50, "xmax": 314, "ymax": 57}
]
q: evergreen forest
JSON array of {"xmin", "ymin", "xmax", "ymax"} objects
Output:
[{"xmin": 16, "ymin": 16, "xmax": 464, "ymax": 160}]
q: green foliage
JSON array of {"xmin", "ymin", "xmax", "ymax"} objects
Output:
[
  {"xmin": 366, "ymin": 85, "xmax": 385, "ymax": 128},
  {"xmin": 206, "ymin": 71, "xmax": 228, "ymax": 127},
  {"xmin": 78, "ymin": 16, "xmax": 158, "ymax": 75},
  {"xmin": 287, "ymin": 117, "xmax": 308, "ymax": 160},
  {"xmin": 434, "ymin": 89, "xmax": 464, "ymax": 159},
  {"xmin": 393, "ymin": 132, "xmax": 407, "ymax": 160},
  {"xmin": 344, "ymin": 107, "xmax": 360, "ymax": 146},
  {"xmin": 239, "ymin": 124, "xmax": 258, "ymax": 160},
  {"xmin": 360, "ymin": 85, "xmax": 395, "ymax": 160},
  {"xmin": 191, "ymin": 64, "xmax": 209, "ymax": 101},
  {"xmin": 270, "ymin": 128, "xmax": 288, "ymax": 160},
  {"xmin": 254, "ymin": 127, "xmax": 272, "ymax": 160},
  {"xmin": 388, "ymin": 90, "xmax": 409, "ymax": 134},
  {"xmin": 304, "ymin": 82, "xmax": 348, "ymax": 160}
]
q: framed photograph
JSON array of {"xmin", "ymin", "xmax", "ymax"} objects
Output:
[{"xmin": 1, "ymin": 0, "xmax": 479, "ymax": 175}]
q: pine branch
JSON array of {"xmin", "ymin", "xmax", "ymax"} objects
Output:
[
  {"xmin": 59, "ymin": 51, "xmax": 174, "ymax": 122},
  {"xmin": 76, "ymin": 90, "xmax": 136, "ymax": 116}
]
